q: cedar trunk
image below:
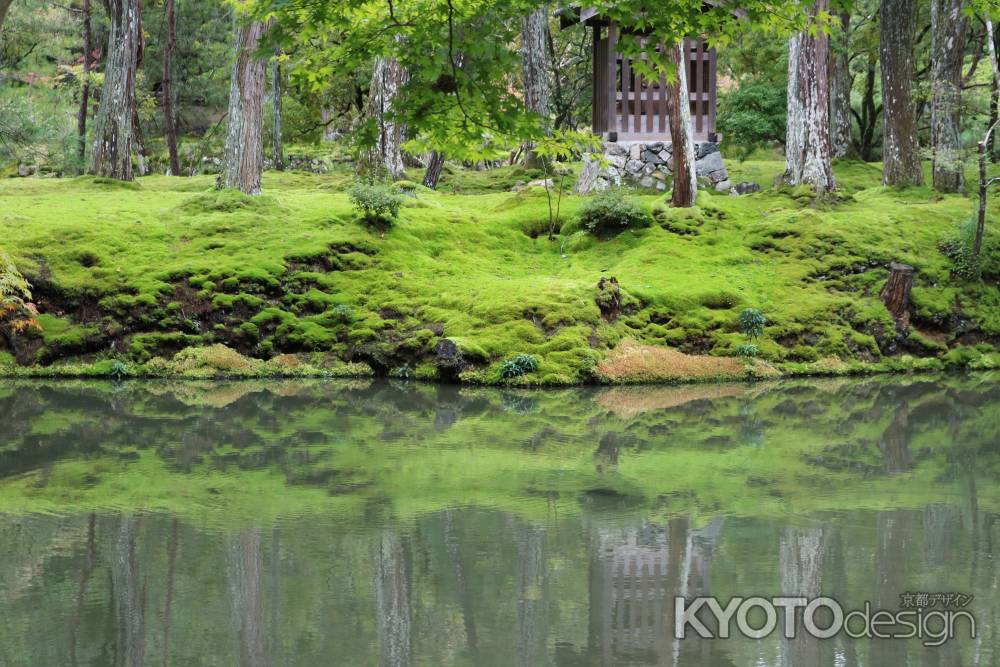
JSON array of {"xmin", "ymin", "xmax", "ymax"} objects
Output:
[
  {"xmin": 520, "ymin": 5, "xmax": 551, "ymax": 169},
  {"xmin": 162, "ymin": 0, "xmax": 180, "ymax": 175},
  {"xmin": 667, "ymin": 41, "xmax": 697, "ymax": 208},
  {"xmin": 422, "ymin": 151, "xmax": 445, "ymax": 189},
  {"xmin": 221, "ymin": 19, "xmax": 270, "ymax": 195},
  {"xmin": 829, "ymin": 10, "xmax": 852, "ymax": 158},
  {"xmin": 784, "ymin": 0, "xmax": 835, "ymax": 192},
  {"xmin": 90, "ymin": 0, "xmax": 142, "ymax": 180},
  {"xmin": 880, "ymin": 0, "xmax": 924, "ymax": 186},
  {"xmin": 930, "ymin": 0, "xmax": 967, "ymax": 193},
  {"xmin": 364, "ymin": 55, "xmax": 407, "ymax": 179},
  {"xmin": 272, "ymin": 60, "xmax": 284, "ymax": 171},
  {"xmin": 880, "ymin": 262, "xmax": 915, "ymax": 327},
  {"xmin": 76, "ymin": 0, "xmax": 94, "ymax": 172}
]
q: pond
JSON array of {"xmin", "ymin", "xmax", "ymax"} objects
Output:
[{"xmin": 1, "ymin": 374, "xmax": 998, "ymax": 666}]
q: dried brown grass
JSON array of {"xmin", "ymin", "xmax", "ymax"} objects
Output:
[{"xmin": 596, "ymin": 339, "xmax": 775, "ymax": 383}]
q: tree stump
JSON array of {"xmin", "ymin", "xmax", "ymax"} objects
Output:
[{"xmin": 880, "ymin": 263, "xmax": 914, "ymax": 329}]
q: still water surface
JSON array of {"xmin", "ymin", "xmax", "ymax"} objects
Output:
[{"xmin": 0, "ymin": 374, "xmax": 998, "ymax": 666}]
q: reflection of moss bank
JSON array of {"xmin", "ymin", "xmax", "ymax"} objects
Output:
[
  {"xmin": 1, "ymin": 161, "xmax": 998, "ymax": 385},
  {"xmin": 0, "ymin": 373, "xmax": 996, "ymax": 525}
]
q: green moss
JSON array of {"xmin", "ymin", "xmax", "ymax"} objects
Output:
[{"xmin": 0, "ymin": 160, "xmax": 997, "ymax": 383}]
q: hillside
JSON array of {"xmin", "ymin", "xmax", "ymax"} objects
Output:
[{"xmin": 1, "ymin": 158, "xmax": 998, "ymax": 384}]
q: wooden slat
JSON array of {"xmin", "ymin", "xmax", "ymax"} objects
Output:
[
  {"xmin": 607, "ymin": 23, "xmax": 618, "ymax": 136},
  {"xmin": 659, "ymin": 70, "xmax": 667, "ymax": 134},
  {"xmin": 633, "ymin": 48, "xmax": 642, "ymax": 134},
  {"xmin": 620, "ymin": 50, "xmax": 630, "ymax": 133},
  {"xmin": 708, "ymin": 47, "xmax": 717, "ymax": 135},
  {"xmin": 693, "ymin": 39, "xmax": 703, "ymax": 134}
]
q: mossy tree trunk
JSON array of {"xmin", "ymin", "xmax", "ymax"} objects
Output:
[
  {"xmin": 783, "ymin": 0, "xmax": 835, "ymax": 193},
  {"xmin": 930, "ymin": 0, "xmax": 967, "ymax": 193},
  {"xmin": 667, "ymin": 41, "xmax": 697, "ymax": 208},
  {"xmin": 829, "ymin": 9, "xmax": 852, "ymax": 158},
  {"xmin": 271, "ymin": 60, "xmax": 284, "ymax": 171},
  {"xmin": 364, "ymin": 55, "xmax": 407, "ymax": 180},
  {"xmin": 880, "ymin": 0, "xmax": 924, "ymax": 186},
  {"xmin": 222, "ymin": 18, "xmax": 270, "ymax": 195},
  {"xmin": 162, "ymin": 0, "xmax": 181, "ymax": 176},
  {"xmin": 520, "ymin": 5, "xmax": 551, "ymax": 169},
  {"xmin": 76, "ymin": 0, "xmax": 94, "ymax": 173},
  {"xmin": 89, "ymin": 0, "xmax": 142, "ymax": 181}
]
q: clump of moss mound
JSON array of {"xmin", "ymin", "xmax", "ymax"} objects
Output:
[{"xmin": 0, "ymin": 159, "xmax": 998, "ymax": 383}]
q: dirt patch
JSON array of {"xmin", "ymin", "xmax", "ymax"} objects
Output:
[{"xmin": 596, "ymin": 339, "xmax": 767, "ymax": 382}]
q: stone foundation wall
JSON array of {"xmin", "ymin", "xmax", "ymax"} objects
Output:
[{"xmin": 575, "ymin": 141, "xmax": 732, "ymax": 194}]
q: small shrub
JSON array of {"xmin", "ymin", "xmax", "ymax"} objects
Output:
[
  {"xmin": 736, "ymin": 343, "xmax": 760, "ymax": 358},
  {"xmin": 499, "ymin": 354, "xmax": 540, "ymax": 379},
  {"xmin": 739, "ymin": 308, "xmax": 767, "ymax": 340},
  {"xmin": 110, "ymin": 360, "xmax": 129, "ymax": 379},
  {"xmin": 578, "ymin": 189, "xmax": 651, "ymax": 237},
  {"xmin": 330, "ymin": 304, "xmax": 354, "ymax": 322},
  {"xmin": 348, "ymin": 182, "xmax": 401, "ymax": 225},
  {"xmin": 0, "ymin": 250, "xmax": 39, "ymax": 335}
]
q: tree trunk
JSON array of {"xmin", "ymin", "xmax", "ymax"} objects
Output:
[
  {"xmin": 162, "ymin": 0, "xmax": 180, "ymax": 175},
  {"xmin": 320, "ymin": 107, "xmax": 337, "ymax": 142},
  {"xmin": 668, "ymin": 41, "xmax": 698, "ymax": 207},
  {"xmin": 880, "ymin": 262, "xmax": 915, "ymax": 327},
  {"xmin": 880, "ymin": 0, "xmax": 924, "ymax": 186},
  {"xmin": 857, "ymin": 55, "xmax": 879, "ymax": 161},
  {"xmin": 829, "ymin": 9, "xmax": 852, "ymax": 158},
  {"xmin": 783, "ymin": 0, "xmax": 835, "ymax": 192},
  {"xmin": 930, "ymin": 0, "xmax": 967, "ymax": 193},
  {"xmin": 364, "ymin": 55, "xmax": 407, "ymax": 180},
  {"xmin": 520, "ymin": 5, "xmax": 551, "ymax": 169},
  {"xmin": 112, "ymin": 516, "xmax": 146, "ymax": 667},
  {"xmin": 132, "ymin": 106, "xmax": 147, "ymax": 176},
  {"xmin": 221, "ymin": 18, "xmax": 270, "ymax": 195},
  {"xmin": 89, "ymin": 0, "xmax": 141, "ymax": 180},
  {"xmin": 76, "ymin": 0, "xmax": 93, "ymax": 173},
  {"xmin": 0, "ymin": 0, "xmax": 13, "ymax": 32},
  {"xmin": 422, "ymin": 150, "xmax": 445, "ymax": 189},
  {"xmin": 271, "ymin": 60, "xmax": 284, "ymax": 171}
]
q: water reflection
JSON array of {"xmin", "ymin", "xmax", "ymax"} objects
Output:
[{"xmin": 0, "ymin": 374, "xmax": 997, "ymax": 665}]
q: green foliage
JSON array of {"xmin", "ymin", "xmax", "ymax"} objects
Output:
[
  {"xmin": 736, "ymin": 343, "xmax": 760, "ymax": 358},
  {"xmin": 499, "ymin": 354, "xmax": 539, "ymax": 379},
  {"xmin": 717, "ymin": 83, "xmax": 787, "ymax": 161},
  {"xmin": 739, "ymin": 308, "xmax": 767, "ymax": 340},
  {"xmin": 330, "ymin": 304, "xmax": 354, "ymax": 322},
  {"xmin": 940, "ymin": 214, "xmax": 986, "ymax": 280},
  {"xmin": 0, "ymin": 250, "xmax": 38, "ymax": 334},
  {"xmin": 348, "ymin": 182, "xmax": 401, "ymax": 225},
  {"xmin": 579, "ymin": 189, "xmax": 652, "ymax": 237}
]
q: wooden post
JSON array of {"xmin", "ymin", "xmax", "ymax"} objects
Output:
[{"xmin": 880, "ymin": 263, "xmax": 915, "ymax": 328}]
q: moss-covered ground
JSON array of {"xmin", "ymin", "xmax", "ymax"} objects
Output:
[{"xmin": 1, "ymin": 157, "xmax": 998, "ymax": 384}]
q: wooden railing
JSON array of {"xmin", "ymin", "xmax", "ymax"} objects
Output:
[{"xmin": 592, "ymin": 24, "xmax": 717, "ymax": 141}]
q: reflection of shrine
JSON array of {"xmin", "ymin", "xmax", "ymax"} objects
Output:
[{"xmin": 587, "ymin": 518, "xmax": 728, "ymax": 665}]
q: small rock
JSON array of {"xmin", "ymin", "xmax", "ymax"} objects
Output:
[
  {"xmin": 656, "ymin": 181, "xmax": 667, "ymax": 191},
  {"xmin": 695, "ymin": 142, "xmax": 720, "ymax": 159},
  {"xmin": 647, "ymin": 141, "xmax": 664, "ymax": 152},
  {"xmin": 639, "ymin": 176, "xmax": 656, "ymax": 188},
  {"xmin": 606, "ymin": 143, "xmax": 628, "ymax": 157},
  {"xmin": 625, "ymin": 159, "xmax": 644, "ymax": 174},
  {"xmin": 733, "ymin": 181, "xmax": 761, "ymax": 195},
  {"xmin": 629, "ymin": 144, "xmax": 642, "ymax": 160},
  {"xmin": 714, "ymin": 179, "xmax": 733, "ymax": 192},
  {"xmin": 695, "ymin": 151, "xmax": 725, "ymax": 177},
  {"xmin": 707, "ymin": 169, "xmax": 728, "ymax": 183},
  {"xmin": 643, "ymin": 150, "xmax": 664, "ymax": 165},
  {"xmin": 657, "ymin": 149, "xmax": 671, "ymax": 162},
  {"xmin": 607, "ymin": 154, "xmax": 627, "ymax": 170}
]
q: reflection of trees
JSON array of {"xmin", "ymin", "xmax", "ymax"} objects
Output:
[
  {"xmin": 779, "ymin": 527, "xmax": 825, "ymax": 666},
  {"xmin": 372, "ymin": 531, "xmax": 411, "ymax": 667},
  {"xmin": 516, "ymin": 525, "xmax": 546, "ymax": 667},
  {"xmin": 112, "ymin": 515, "xmax": 146, "ymax": 667},
  {"xmin": 226, "ymin": 529, "xmax": 265, "ymax": 667}
]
